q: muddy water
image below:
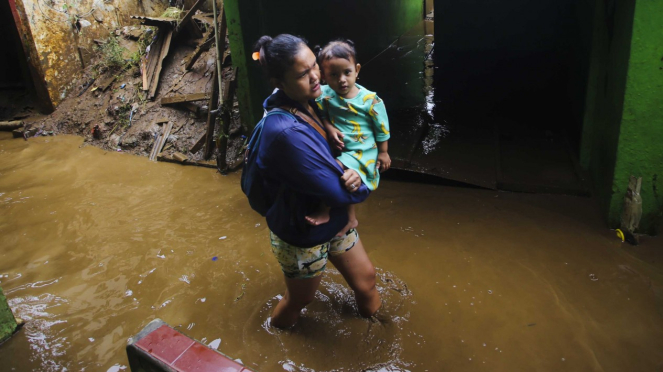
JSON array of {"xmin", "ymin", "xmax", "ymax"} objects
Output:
[{"xmin": 1, "ymin": 133, "xmax": 662, "ymax": 371}]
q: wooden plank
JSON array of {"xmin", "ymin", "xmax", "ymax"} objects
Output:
[
  {"xmin": 149, "ymin": 121, "xmax": 173, "ymax": 161},
  {"xmin": 183, "ymin": 28, "xmax": 214, "ymax": 70},
  {"xmin": 130, "ymin": 16, "xmax": 177, "ymax": 27},
  {"xmin": 176, "ymin": 0, "xmax": 206, "ymax": 35},
  {"xmin": 190, "ymin": 132, "xmax": 207, "ymax": 154},
  {"xmin": 215, "ymin": 6, "xmax": 228, "ymax": 105},
  {"xmin": 203, "ymin": 67, "xmax": 219, "ymax": 160},
  {"xmin": 216, "ymin": 67, "xmax": 238, "ymax": 171},
  {"xmin": 143, "ymin": 30, "xmax": 165, "ymax": 92},
  {"xmin": 148, "ymin": 29, "xmax": 174, "ymax": 99},
  {"xmin": 160, "ymin": 93, "xmax": 209, "ymax": 105},
  {"xmin": 0, "ymin": 121, "xmax": 24, "ymax": 131},
  {"xmin": 192, "ymin": 13, "xmax": 214, "ymax": 25}
]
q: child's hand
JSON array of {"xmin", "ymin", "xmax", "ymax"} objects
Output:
[
  {"xmin": 329, "ymin": 127, "xmax": 345, "ymax": 151},
  {"xmin": 377, "ymin": 152, "xmax": 391, "ymax": 172}
]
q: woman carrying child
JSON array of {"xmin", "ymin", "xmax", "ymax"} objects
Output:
[{"xmin": 250, "ymin": 34, "xmax": 382, "ymax": 328}]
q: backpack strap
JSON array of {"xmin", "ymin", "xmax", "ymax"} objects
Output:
[{"xmin": 279, "ymin": 106, "xmax": 328, "ymax": 141}]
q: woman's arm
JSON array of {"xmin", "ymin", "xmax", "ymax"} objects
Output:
[{"xmin": 266, "ymin": 126, "xmax": 369, "ymax": 208}]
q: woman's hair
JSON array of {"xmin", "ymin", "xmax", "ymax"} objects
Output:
[
  {"xmin": 316, "ymin": 39, "xmax": 358, "ymax": 65},
  {"xmin": 253, "ymin": 34, "xmax": 308, "ymax": 80}
]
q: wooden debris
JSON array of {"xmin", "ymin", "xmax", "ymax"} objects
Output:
[
  {"xmin": 190, "ymin": 132, "xmax": 207, "ymax": 154},
  {"xmin": 0, "ymin": 121, "xmax": 24, "ymax": 131},
  {"xmin": 192, "ymin": 13, "xmax": 214, "ymax": 25},
  {"xmin": 149, "ymin": 121, "xmax": 173, "ymax": 161},
  {"xmin": 203, "ymin": 67, "xmax": 220, "ymax": 160},
  {"xmin": 154, "ymin": 118, "xmax": 169, "ymax": 124},
  {"xmin": 181, "ymin": 103, "xmax": 201, "ymax": 116},
  {"xmin": 172, "ymin": 152, "xmax": 188, "ymax": 162},
  {"xmin": 216, "ymin": 67, "xmax": 238, "ymax": 171},
  {"xmin": 148, "ymin": 29, "xmax": 173, "ymax": 100},
  {"xmin": 183, "ymin": 28, "xmax": 215, "ymax": 70},
  {"xmin": 12, "ymin": 127, "xmax": 38, "ymax": 139},
  {"xmin": 130, "ymin": 16, "xmax": 177, "ymax": 27},
  {"xmin": 160, "ymin": 93, "xmax": 209, "ymax": 105},
  {"xmin": 176, "ymin": 0, "xmax": 206, "ymax": 35},
  {"xmin": 157, "ymin": 153, "xmax": 217, "ymax": 168},
  {"xmin": 97, "ymin": 73, "xmax": 119, "ymax": 92}
]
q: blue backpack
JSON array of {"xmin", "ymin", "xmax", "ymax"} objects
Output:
[{"xmin": 241, "ymin": 109, "xmax": 293, "ymax": 216}]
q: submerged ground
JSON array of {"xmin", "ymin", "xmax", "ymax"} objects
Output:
[{"xmin": 0, "ymin": 133, "xmax": 662, "ymax": 371}]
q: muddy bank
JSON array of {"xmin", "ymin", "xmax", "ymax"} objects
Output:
[{"xmin": 26, "ymin": 25, "xmax": 245, "ymax": 167}]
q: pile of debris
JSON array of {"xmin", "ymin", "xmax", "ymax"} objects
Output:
[{"xmin": 10, "ymin": 0, "xmax": 245, "ymax": 172}]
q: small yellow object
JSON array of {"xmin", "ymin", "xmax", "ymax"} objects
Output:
[
  {"xmin": 347, "ymin": 103, "xmax": 358, "ymax": 115},
  {"xmin": 363, "ymin": 93, "xmax": 376, "ymax": 103},
  {"xmin": 615, "ymin": 229, "xmax": 625, "ymax": 242}
]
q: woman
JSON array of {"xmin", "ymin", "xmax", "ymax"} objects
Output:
[{"xmin": 252, "ymin": 34, "xmax": 381, "ymax": 328}]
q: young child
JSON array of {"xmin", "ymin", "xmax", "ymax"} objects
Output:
[{"xmin": 305, "ymin": 39, "xmax": 391, "ymax": 230}]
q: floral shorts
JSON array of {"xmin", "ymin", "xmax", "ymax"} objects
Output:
[{"xmin": 269, "ymin": 229, "xmax": 359, "ymax": 279}]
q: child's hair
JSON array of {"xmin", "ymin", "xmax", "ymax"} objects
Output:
[
  {"xmin": 253, "ymin": 34, "xmax": 309, "ymax": 80},
  {"xmin": 315, "ymin": 39, "xmax": 358, "ymax": 65}
]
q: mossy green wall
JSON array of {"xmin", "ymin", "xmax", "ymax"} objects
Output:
[
  {"xmin": 226, "ymin": 0, "xmax": 424, "ymax": 130},
  {"xmin": 608, "ymin": 0, "xmax": 663, "ymax": 234},
  {"xmin": 580, "ymin": 0, "xmax": 663, "ymax": 234},
  {"xmin": 0, "ymin": 286, "xmax": 18, "ymax": 342}
]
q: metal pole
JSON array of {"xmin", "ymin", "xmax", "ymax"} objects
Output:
[{"xmin": 211, "ymin": 0, "xmax": 224, "ymax": 107}]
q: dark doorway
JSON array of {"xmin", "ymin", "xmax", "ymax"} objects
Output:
[
  {"xmin": 0, "ymin": 0, "xmax": 45, "ymax": 120},
  {"xmin": 364, "ymin": 0, "xmax": 592, "ymax": 194}
]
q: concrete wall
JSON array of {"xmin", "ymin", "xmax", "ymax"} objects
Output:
[
  {"xmin": 0, "ymin": 286, "xmax": 18, "ymax": 343},
  {"xmin": 10, "ymin": 0, "xmax": 168, "ymax": 107},
  {"xmin": 226, "ymin": 0, "xmax": 425, "ymax": 129},
  {"xmin": 580, "ymin": 0, "xmax": 663, "ymax": 234},
  {"xmin": 608, "ymin": 0, "xmax": 663, "ymax": 234}
]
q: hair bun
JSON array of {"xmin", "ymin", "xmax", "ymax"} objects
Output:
[
  {"xmin": 254, "ymin": 35, "xmax": 273, "ymax": 52},
  {"xmin": 313, "ymin": 45, "xmax": 322, "ymax": 55}
]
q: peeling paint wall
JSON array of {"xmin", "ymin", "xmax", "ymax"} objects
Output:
[{"xmin": 15, "ymin": 0, "xmax": 168, "ymax": 106}]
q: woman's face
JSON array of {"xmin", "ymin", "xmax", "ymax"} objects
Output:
[{"xmin": 274, "ymin": 45, "xmax": 322, "ymax": 104}]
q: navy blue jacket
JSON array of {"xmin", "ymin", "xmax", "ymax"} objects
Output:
[{"xmin": 257, "ymin": 90, "xmax": 370, "ymax": 247}]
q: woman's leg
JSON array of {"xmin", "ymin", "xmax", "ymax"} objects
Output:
[
  {"xmin": 329, "ymin": 238, "xmax": 381, "ymax": 317},
  {"xmin": 271, "ymin": 275, "xmax": 322, "ymax": 328}
]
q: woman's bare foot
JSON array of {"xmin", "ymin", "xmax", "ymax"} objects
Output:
[
  {"xmin": 336, "ymin": 218, "xmax": 358, "ymax": 236},
  {"xmin": 305, "ymin": 209, "xmax": 331, "ymax": 226}
]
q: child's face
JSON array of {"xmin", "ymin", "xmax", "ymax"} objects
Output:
[{"xmin": 321, "ymin": 57, "xmax": 361, "ymax": 98}]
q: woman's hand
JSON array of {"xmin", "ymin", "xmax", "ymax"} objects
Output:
[{"xmin": 341, "ymin": 168, "xmax": 362, "ymax": 192}]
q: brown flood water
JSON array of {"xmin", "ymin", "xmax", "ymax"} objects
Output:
[{"xmin": 1, "ymin": 133, "xmax": 662, "ymax": 371}]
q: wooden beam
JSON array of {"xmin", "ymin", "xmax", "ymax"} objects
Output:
[
  {"xmin": 183, "ymin": 28, "xmax": 215, "ymax": 70},
  {"xmin": 192, "ymin": 13, "xmax": 214, "ymax": 25},
  {"xmin": 149, "ymin": 121, "xmax": 174, "ymax": 161},
  {"xmin": 203, "ymin": 67, "xmax": 220, "ymax": 160},
  {"xmin": 190, "ymin": 132, "xmax": 207, "ymax": 154},
  {"xmin": 0, "ymin": 121, "xmax": 24, "ymax": 131},
  {"xmin": 216, "ymin": 67, "xmax": 238, "ymax": 171},
  {"xmin": 160, "ymin": 93, "xmax": 209, "ymax": 105},
  {"xmin": 176, "ymin": 0, "xmax": 206, "ymax": 35},
  {"xmin": 142, "ymin": 30, "xmax": 165, "ymax": 92},
  {"xmin": 148, "ymin": 29, "xmax": 174, "ymax": 99}
]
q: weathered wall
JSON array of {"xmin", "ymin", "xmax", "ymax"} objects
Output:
[
  {"xmin": 579, "ymin": 0, "xmax": 663, "ymax": 234},
  {"xmin": 12, "ymin": 0, "xmax": 168, "ymax": 107},
  {"xmin": 607, "ymin": 0, "xmax": 663, "ymax": 234},
  {"xmin": 0, "ymin": 286, "xmax": 18, "ymax": 343},
  {"xmin": 226, "ymin": 0, "xmax": 425, "ymax": 129}
]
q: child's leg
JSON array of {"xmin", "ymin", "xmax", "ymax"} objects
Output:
[
  {"xmin": 336, "ymin": 204, "xmax": 359, "ymax": 236},
  {"xmin": 305, "ymin": 203, "xmax": 331, "ymax": 226}
]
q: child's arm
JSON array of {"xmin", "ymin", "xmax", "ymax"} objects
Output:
[
  {"xmin": 324, "ymin": 119, "xmax": 345, "ymax": 151},
  {"xmin": 377, "ymin": 141, "xmax": 391, "ymax": 172},
  {"xmin": 370, "ymin": 97, "xmax": 391, "ymax": 172}
]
